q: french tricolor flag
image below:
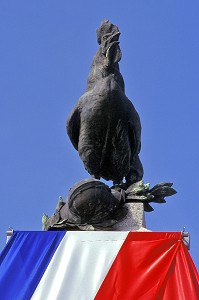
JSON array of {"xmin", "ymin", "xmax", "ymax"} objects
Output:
[{"xmin": 0, "ymin": 231, "xmax": 199, "ymax": 299}]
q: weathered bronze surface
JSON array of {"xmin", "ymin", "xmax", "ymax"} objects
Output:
[
  {"xmin": 42, "ymin": 179, "xmax": 176, "ymax": 231},
  {"xmin": 67, "ymin": 20, "xmax": 143, "ymax": 186},
  {"xmin": 42, "ymin": 21, "xmax": 177, "ymax": 231}
]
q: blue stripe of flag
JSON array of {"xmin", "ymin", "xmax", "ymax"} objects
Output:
[{"xmin": 0, "ymin": 231, "xmax": 66, "ymax": 300}]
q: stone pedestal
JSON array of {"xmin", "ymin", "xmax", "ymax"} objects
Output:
[{"xmin": 112, "ymin": 203, "xmax": 149, "ymax": 231}]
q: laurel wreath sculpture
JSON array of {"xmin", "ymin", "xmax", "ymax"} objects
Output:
[{"xmin": 125, "ymin": 181, "xmax": 177, "ymax": 212}]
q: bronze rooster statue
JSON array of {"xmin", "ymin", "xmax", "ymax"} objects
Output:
[{"xmin": 67, "ymin": 20, "xmax": 143, "ymax": 187}]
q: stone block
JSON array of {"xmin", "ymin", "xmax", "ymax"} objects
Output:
[{"xmin": 112, "ymin": 202, "xmax": 149, "ymax": 231}]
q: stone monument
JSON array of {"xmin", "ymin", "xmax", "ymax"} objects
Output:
[{"xmin": 42, "ymin": 20, "xmax": 176, "ymax": 231}]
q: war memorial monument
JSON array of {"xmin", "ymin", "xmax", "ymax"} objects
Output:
[{"xmin": 42, "ymin": 20, "xmax": 176, "ymax": 231}]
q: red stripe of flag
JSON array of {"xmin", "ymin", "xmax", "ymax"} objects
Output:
[{"xmin": 94, "ymin": 232, "xmax": 199, "ymax": 300}]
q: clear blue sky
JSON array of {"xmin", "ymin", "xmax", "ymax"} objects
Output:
[{"xmin": 0, "ymin": 1, "xmax": 198, "ymax": 270}]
